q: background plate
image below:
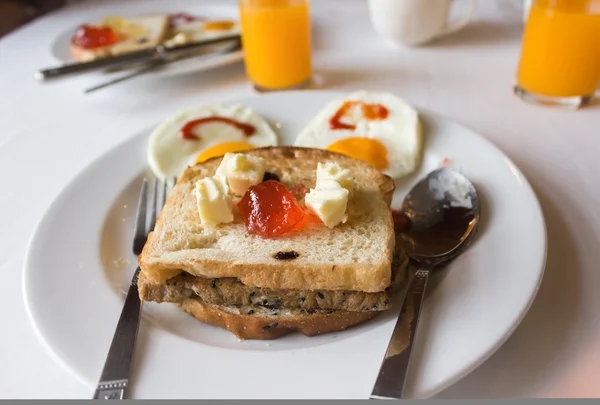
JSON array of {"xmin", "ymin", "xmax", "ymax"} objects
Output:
[{"xmin": 49, "ymin": 4, "xmax": 244, "ymax": 78}]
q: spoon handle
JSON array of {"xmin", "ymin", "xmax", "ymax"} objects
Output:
[{"xmin": 371, "ymin": 268, "xmax": 431, "ymax": 399}]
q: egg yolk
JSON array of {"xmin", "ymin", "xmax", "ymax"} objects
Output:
[
  {"xmin": 203, "ymin": 21, "xmax": 235, "ymax": 31},
  {"xmin": 326, "ymin": 137, "xmax": 389, "ymax": 170},
  {"xmin": 194, "ymin": 141, "xmax": 255, "ymax": 164}
]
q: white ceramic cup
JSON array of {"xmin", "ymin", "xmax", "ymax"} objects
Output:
[{"xmin": 368, "ymin": 0, "xmax": 478, "ymax": 46}]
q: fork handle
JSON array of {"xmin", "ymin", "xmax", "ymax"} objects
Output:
[
  {"xmin": 371, "ymin": 268, "xmax": 430, "ymax": 399},
  {"xmin": 93, "ymin": 268, "xmax": 143, "ymax": 400}
]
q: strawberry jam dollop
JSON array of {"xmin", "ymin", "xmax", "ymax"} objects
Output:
[
  {"xmin": 238, "ymin": 180, "xmax": 305, "ymax": 238},
  {"xmin": 72, "ymin": 24, "xmax": 119, "ymax": 49}
]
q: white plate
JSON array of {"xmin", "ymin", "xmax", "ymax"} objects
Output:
[
  {"xmin": 50, "ymin": 5, "xmax": 244, "ymax": 78},
  {"xmin": 23, "ymin": 90, "xmax": 546, "ymax": 399}
]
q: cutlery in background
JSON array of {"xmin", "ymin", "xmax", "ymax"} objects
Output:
[
  {"xmin": 84, "ymin": 40, "xmax": 241, "ymax": 94},
  {"xmin": 35, "ymin": 34, "xmax": 240, "ymax": 81}
]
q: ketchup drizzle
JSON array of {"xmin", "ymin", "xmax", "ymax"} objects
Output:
[
  {"xmin": 180, "ymin": 117, "xmax": 256, "ymax": 141},
  {"xmin": 329, "ymin": 101, "xmax": 389, "ymax": 130}
]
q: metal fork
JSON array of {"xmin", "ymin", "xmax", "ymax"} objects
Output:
[{"xmin": 93, "ymin": 177, "xmax": 175, "ymax": 400}]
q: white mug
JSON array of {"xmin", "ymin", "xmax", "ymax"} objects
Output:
[{"xmin": 368, "ymin": 0, "xmax": 478, "ymax": 47}]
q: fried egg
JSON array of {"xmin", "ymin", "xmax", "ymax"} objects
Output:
[
  {"xmin": 166, "ymin": 18, "xmax": 240, "ymax": 46},
  {"xmin": 148, "ymin": 104, "xmax": 278, "ymax": 179},
  {"xmin": 294, "ymin": 91, "xmax": 422, "ymax": 179}
]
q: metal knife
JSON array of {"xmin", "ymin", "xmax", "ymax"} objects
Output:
[
  {"xmin": 35, "ymin": 33, "xmax": 240, "ymax": 80},
  {"xmin": 84, "ymin": 41, "xmax": 241, "ymax": 94}
]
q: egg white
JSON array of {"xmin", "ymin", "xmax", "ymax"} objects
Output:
[
  {"xmin": 148, "ymin": 104, "xmax": 278, "ymax": 179},
  {"xmin": 294, "ymin": 91, "xmax": 422, "ymax": 179},
  {"xmin": 171, "ymin": 20, "xmax": 240, "ymax": 42}
]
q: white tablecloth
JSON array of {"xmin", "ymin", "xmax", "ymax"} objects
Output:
[{"xmin": 1, "ymin": 0, "xmax": 599, "ymax": 398}]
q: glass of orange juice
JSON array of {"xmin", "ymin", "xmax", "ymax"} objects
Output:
[
  {"xmin": 239, "ymin": 0, "xmax": 312, "ymax": 91},
  {"xmin": 515, "ymin": 0, "xmax": 600, "ymax": 108}
]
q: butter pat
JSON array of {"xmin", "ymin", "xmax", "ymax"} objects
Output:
[
  {"xmin": 316, "ymin": 162, "xmax": 354, "ymax": 198},
  {"xmin": 305, "ymin": 179, "xmax": 349, "ymax": 229},
  {"xmin": 194, "ymin": 176, "xmax": 234, "ymax": 225},
  {"xmin": 215, "ymin": 153, "xmax": 265, "ymax": 196}
]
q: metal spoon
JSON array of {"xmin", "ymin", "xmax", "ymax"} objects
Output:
[{"xmin": 371, "ymin": 167, "xmax": 481, "ymax": 399}]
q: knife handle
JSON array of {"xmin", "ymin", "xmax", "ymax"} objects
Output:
[
  {"xmin": 371, "ymin": 268, "xmax": 430, "ymax": 399},
  {"xmin": 36, "ymin": 51, "xmax": 157, "ymax": 80}
]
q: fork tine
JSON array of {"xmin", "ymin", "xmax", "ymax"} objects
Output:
[
  {"xmin": 132, "ymin": 178, "xmax": 148, "ymax": 255},
  {"xmin": 148, "ymin": 178, "xmax": 158, "ymax": 233}
]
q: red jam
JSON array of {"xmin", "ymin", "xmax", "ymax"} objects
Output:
[
  {"xmin": 180, "ymin": 117, "xmax": 256, "ymax": 141},
  {"xmin": 392, "ymin": 209, "xmax": 411, "ymax": 234},
  {"xmin": 238, "ymin": 180, "xmax": 306, "ymax": 238},
  {"xmin": 329, "ymin": 101, "xmax": 389, "ymax": 130},
  {"xmin": 72, "ymin": 24, "xmax": 119, "ymax": 49}
]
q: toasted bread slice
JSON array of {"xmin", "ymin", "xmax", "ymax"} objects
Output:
[
  {"xmin": 139, "ymin": 147, "xmax": 395, "ymax": 293},
  {"xmin": 178, "ymin": 298, "xmax": 380, "ymax": 340},
  {"xmin": 69, "ymin": 42, "xmax": 111, "ymax": 63},
  {"xmin": 69, "ymin": 15, "xmax": 169, "ymax": 62},
  {"xmin": 139, "ymin": 241, "xmax": 409, "ymax": 311}
]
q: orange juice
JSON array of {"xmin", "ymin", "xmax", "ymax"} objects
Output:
[
  {"xmin": 517, "ymin": 0, "xmax": 600, "ymax": 99},
  {"xmin": 239, "ymin": 0, "xmax": 312, "ymax": 90}
]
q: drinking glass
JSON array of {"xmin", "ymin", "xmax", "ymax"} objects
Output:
[
  {"xmin": 239, "ymin": 0, "xmax": 312, "ymax": 91},
  {"xmin": 514, "ymin": 0, "xmax": 600, "ymax": 108}
]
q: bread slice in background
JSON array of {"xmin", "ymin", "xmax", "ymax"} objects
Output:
[
  {"xmin": 69, "ymin": 15, "xmax": 169, "ymax": 62},
  {"xmin": 139, "ymin": 147, "xmax": 396, "ymax": 293},
  {"xmin": 69, "ymin": 42, "xmax": 111, "ymax": 63}
]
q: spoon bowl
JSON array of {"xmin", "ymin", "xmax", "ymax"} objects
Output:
[{"xmin": 399, "ymin": 167, "xmax": 480, "ymax": 262}]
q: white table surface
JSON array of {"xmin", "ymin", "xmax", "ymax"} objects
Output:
[{"xmin": 1, "ymin": 0, "xmax": 599, "ymax": 399}]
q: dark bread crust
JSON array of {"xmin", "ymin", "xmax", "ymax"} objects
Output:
[{"xmin": 178, "ymin": 297, "xmax": 380, "ymax": 340}]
